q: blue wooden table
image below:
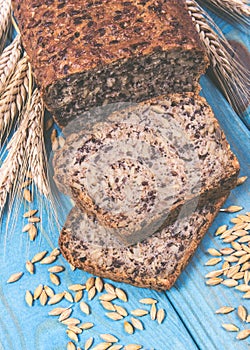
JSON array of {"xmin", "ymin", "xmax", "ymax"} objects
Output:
[{"xmin": 0, "ymin": 13, "xmax": 249, "ymax": 350}]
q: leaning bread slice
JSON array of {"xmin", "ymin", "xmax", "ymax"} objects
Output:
[
  {"xmin": 59, "ymin": 196, "xmax": 227, "ymax": 291},
  {"xmin": 54, "ymin": 93, "xmax": 239, "ymax": 245}
]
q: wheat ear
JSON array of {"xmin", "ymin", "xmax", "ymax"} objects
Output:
[
  {"xmin": 0, "ymin": 0, "xmax": 12, "ymax": 52},
  {"xmin": 186, "ymin": 0, "xmax": 250, "ymax": 115},
  {"xmin": 24, "ymin": 89, "xmax": 49, "ymax": 196},
  {"xmin": 0, "ymin": 35, "xmax": 22, "ymax": 96},
  {"xmin": 198, "ymin": 0, "xmax": 250, "ymax": 27},
  {"xmin": 0, "ymin": 53, "xmax": 30, "ymax": 142}
]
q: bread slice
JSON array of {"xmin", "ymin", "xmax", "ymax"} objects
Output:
[
  {"xmin": 53, "ymin": 93, "xmax": 239, "ymax": 245},
  {"xmin": 12, "ymin": 0, "xmax": 208, "ymax": 128},
  {"xmin": 59, "ymin": 196, "xmax": 227, "ymax": 291}
]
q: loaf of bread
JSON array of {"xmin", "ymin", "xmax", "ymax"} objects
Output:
[
  {"xmin": 12, "ymin": 0, "xmax": 209, "ymax": 128},
  {"xmin": 59, "ymin": 196, "xmax": 227, "ymax": 290},
  {"xmin": 53, "ymin": 93, "xmax": 239, "ymax": 245}
]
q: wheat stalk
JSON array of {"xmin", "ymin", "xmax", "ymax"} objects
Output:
[
  {"xmin": 0, "ymin": 53, "xmax": 30, "ymax": 142},
  {"xmin": 0, "ymin": 35, "xmax": 22, "ymax": 96},
  {"xmin": 186, "ymin": 0, "xmax": 250, "ymax": 115},
  {"xmin": 198, "ymin": 0, "xmax": 250, "ymax": 27},
  {"xmin": 0, "ymin": 0, "xmax": 12, "ymax": 52}
]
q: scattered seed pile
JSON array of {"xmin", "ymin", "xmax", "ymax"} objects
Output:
[{"xmin": 205, "ymin": 176, "xmax": 250, "ymax": 341}]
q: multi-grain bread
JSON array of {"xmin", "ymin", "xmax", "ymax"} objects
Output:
[
  {"xmin": 12, "ymin": 0, "xmax": 209, "ymax": 128},
  {"xmin": 59, "ymin": 196, "xmax": 227, "ymax": 290},
  {"xmin": 53, "ymin": 93, "xmax": 239, "ymax": 245}
]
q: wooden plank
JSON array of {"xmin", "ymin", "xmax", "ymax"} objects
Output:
[{"xmin": 166, "ymin": 76, "xmax": 250, "ymax": 350}]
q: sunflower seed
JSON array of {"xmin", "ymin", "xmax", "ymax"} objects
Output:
[
  {"xmin": 58, "ymin": 308, "xmax": 72, "ymax": 322},
  {"xmin": 95, "ymin": 277, "xmax": 104, "ymax": 292},
  {"xmin": 236, "ymin": 329, "xmax": 250, "ymax": 340},
  {"xmin": 115, "ymin": 288, "xmax": 128, "ymax": 302},
  {"xmin": 236, "ymin": 284, "xmax": 250, "ymax": 292},
  {"xmin": 49, "ymin": 307, "xmax": 70, "ymax": 316},
  {"xmin": 131, "ymin": 309, "xmax": 148, "ymax": 317},
  {"xmin": 104, "ymin": 283, "xmax": 116, "ymax": 295},
  {"xmin": 23, "ymin": 189, "xmax": 32, "ymax": 202},
  {"xmin": 238, "ymin": 305, "xmax": 247, "ymax": 322},
  {"xmin": 215, "ymin": 225, "xmax": 228, "ymax": 236},
  {"xmin": 66, "ymin": 329, "xmax": 78, "ymax": 342},
  {"xmin": 40, "ymin": 256, "xmax": 57, "ymax": 265},
  {"xmin": 131, "ymin": 317, "xmax": 144, "ymax": 330},
  {"xmin": 34, "ymin": 284, "xmax": 43, "ymax": 300},
  {"xmin": 220, "ymin": 206, "xmax": 243, "ymax": 213},
  {"xmin": 221, "ymin": 279, "xmax": 238, "ymax": 287},
  {"xmin": 48, "ymin": 292, "xmax": 65, "ymax": 305},
  {"xmin": 123, "ymin": 345, "xmax": 142, "ymax": 350},
  {"xmin": 80, "ymin": 322, "xmax": 94, "ymax": 330},
  {"xmin": 50, "ymin": 273, "xmax": 60, "ymax": 286},
  {"xmin": 67, "ymin": 342, "xmax": 76, "ymax": 350},
  {"xmin": 84, "ymin": 337, "xmax": 93, "ymax": 350},
  {"xmin": 139, "ymin": 298, "xmax": 157, "ymax": 305},
  {"xmin": 207, "ymin": 248, "xmax": 221, "ymax": 256},
  {"xmin": 124, "ymin": 321, "xmax": 134, "ymax": 334},
  {"xmin": 92, "ymin": 343, "xmax": 112, "ymax": 350},
  {"xmin": 48, "ymin": 265, "xmax": 65, "ymax": 273},
  {"xmin": 100, "ymin": 301, "xmax": 116, "ymax": 311},
  {"xmin": 222, "ymin": 324, "xmax": 239, "ymax": 332},
  {"xmin": 25, "ymin": 290, "xmax": 33, "ymax": 307},
  {"xmin": 23, "ymin": 209, "xmax": 38, "ymax": 218},
  {"xmin": 215, "ymin": 306, "xmax": 235, "ymax": 314},
  {"xmin": 86, "ymin": 277, "xmax": 95, "ymax": 291},
  {"xmin": 205, "ymin": 258, "xmax": 222, "ymax": 266},
  {"xmin": 44, "ymin": 285, "xmax": 54, "ymax": 298},
  {"xmin": 150, "ymin": 303, "xmax": 157, "ymax": 320},
  {"xmin": 99, "ymin": 294, "xmax": 117, "ymax": 301},
  {"xmin": 106, "ymin": 312, "xmax": 123, "ymax": 321},
  {"xmin": 80, "ymin": 301, "xmax": 90, "ymax": 315},
  {"xmin": 63, "ymin": 318, "xmax": 81, "ymax": 326},
  {"xmin": 74, "ymin": 290, "xmax": 83, "ymax": 303},
  {"xmin": 205, "ymin": 270, "xmax": 223, "ymax": 278},
  {"xmin": 206, "ymin": 278, "xmax": 223, "ymax": 286},
  {"xmin": 237, "ymin": 176, "xmax": 248, "ymax": 186},
  {"xmin": 31, "ymin": 251, "xmax": 47, "ymax": 263},
  {"xmin": 114, "ymin": 305, "xmax": 128, "ymax": 317},
  {"xmin": 100, "ymin": 334, "xmax": 118, "ymax": 343},
  {"xmin": 157, "ymin": 309, "xmax": 165, "ymax": 324},
  {"xmin": 68, "ymin": 284, "xmax": 85, "ymax": 291},
  {"xmin": 40, "ymin": 290, "xmax": 48, "ymax": 306}
]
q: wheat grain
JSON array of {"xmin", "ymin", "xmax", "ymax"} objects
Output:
[
  {"xmin": 114, "ymin": 305, "xmax": 128, "ymax": 317},
  {"xmin": 100, "ymin": 334, "xmax": 118, "ymax": 343},
  {"xmin": 222, "ymin": 323, "xmax": 239, "ymax": 332},
  {"xmin": 50, "ymin": 273, "xmax": 60, "ymax": 286},
  {"xmin": 236, "ymin": 329, "xmax": 250, "ymax": 340},
  {"xmin": 88, "ymin": 286, "xmax": 96, "ymax": 300},
  {"xmin": 115, "ymin": 288, "xmax": 128, "ymax": 302},
  {"xmin": 123, "ymin": 345, "xmax": 142, "ymax": 350},
  {"xmin": 62, "ymin": 318, "xmax": 81, "ymax": 326},
  {"xmin": 66, "ymin": 329, "xmax": 78, "ymax": 343},
  {"xmin": 67, "ymin": 326, "xmax": 82, "ymax": 335},
  {"xmin": 47, "ymin": 292, "xmax": 65, "ymax": 305},
  {"xmin": 39, "ymin": 290, "xmax": 48, "ymax": 306},
  {"xmin": 215, "ymin": 306, "xmax": 235, "ymax": 314},
  {"xmin": 238, "ymin": 305, "xmax": 247, "ymax": 322},
  {"xmin": 80, "ymin": 301, "xmax": 90, "ymax": 315},
  {"xmin": 105, "ymin": 312, "xmax": 123, "ymax": 321},
  {"xmin": 67, "ymin": 342, "xmax": 76, "ymax": 350},
  {"xmin": 84, "ymin": 337, "xmax": 93, "ymax": 350},
  {"xmin": 40, "ymin": 256, "xmax": 56, "ymax": 265},
  {"xmin": 48, "ymin": 265, "xmax": 65, "ymax": 273},
  {"xmin": 95, "ymin": 277, "xmax": 104, "ymax": 292},
  {"xmin": 85, "ymin": 277, "xmax": 95, "ymax": 291},
  {"xmin": 131, "ymin": 317, "xmax": 144, "ymax": 331},
  {"xmin": 124, "ymin": 321, "xmax": 134, "ymax": 334},
  {"xmin": 186, "ymin": 0, "xmax": 250, "ymax": 115},
  {"xmin": 131, "ymin": 309, "xmax": 148, "ymax": 317},
  {"xmin": 79, "ymin": 322, "xmax": 94, "ymax": 330},
  {"xmin": 100, "ymin": 301, "xmax": 116, "ymax": 311},
  {"xmin": 7, "ymin": 271, "xmax": 23, "ymax": 283},
  {"xmin": 68, "ymin": 284, "xmax": 85, "ymax": 291},
  {"xmin": 0, "ymin": 0, "xmax": 11, "ymax": 52},
  {"xmin": 48, "ymin": 307, "xmax": 70, "ymax": 316},
  {"xmin": 25, "ymin": 260, "xmax": 34, "ymax": 274},
  {"xmin": 74, "ymin": 290, "xmax": 83, "ymax": 303},
  {"xmin": 58, "ymin": 308, "xmax": 72, "ymax": 322},
  {"xmin": 34, "ymin": 284, "xmax": 43, "ymax": 300},
  {"xmin": 25, "ymin": 290, "xmax": 33, "ymax": 307},
  {"xmin": 92, "ymin": 343, "xmax": 112, "ymax": 350}
]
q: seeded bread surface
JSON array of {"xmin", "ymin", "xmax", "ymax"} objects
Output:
[
  {"xmin": 53, "ymin": 93, "xmax": 239, "ymax": 245},
  {"xmin": 13, "ymin": 0, "xmax": 209, "ymax": 128},
  {"xmin": 59, "ymin": 196, "xmax": 227, "ymax": 290}
]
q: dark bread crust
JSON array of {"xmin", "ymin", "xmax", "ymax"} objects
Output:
[
  {"xmin": 13, "ymin": 0, "xmax": 209, "ymax": 127},
  {"xmin": 59, "ymin": 196, "xmax": 227, "ymax": 290}
]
